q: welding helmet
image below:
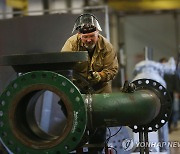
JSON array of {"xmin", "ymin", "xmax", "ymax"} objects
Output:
[{"xmin": 72, "ymin": 13, "xmax": 102, "ymax": 34}]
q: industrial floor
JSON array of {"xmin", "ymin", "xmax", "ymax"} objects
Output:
[{"xmin": 169, "ymin": 121, "xmax": 180, "ymax": 154}]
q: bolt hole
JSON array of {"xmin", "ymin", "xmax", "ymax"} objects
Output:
[
  {"xmin": 148, "ymin": 127, "xmax": 152, "ymax": 131},
  {"xmin": 145, "ymin": 80, "xmax": 149, "ymax": 84},
  {"xmin": 155, "ymin": 124, "xmax": 159, "ymax": 128},
  {"xmin": 75, "ymin": 97, "xmax": 80, "ymax": 102},
  {"xmin": 6, "ymin": 91, "xmax": 10, "ymax": 96},
  {"xmin": 164, "ymin": 92, "xmax": 167, "ymax": 96},
  {"xmin": 70, "ymin": 88, "xmax": 74, "ymax": 93},
  {"xmin": 0, "ymin": 111, "xmax": 3, "ymax": 116},
  {"xmin": 161, "ymin": 120, "xmax": 165, "ymax": 124},
  {"xmin": 153, "ymin": 82, "xmax": 156, "ymax": 86},
  {"xmin": 138, "ymin": 81, "xmax": 142, "ymax": 84},
  {"xmin": 134, "ymin": 125, "xmax": 138, "ymax": 129},
  {"xmin": 159, "ymin": 86, "xmax": 163, "ymax": 90},
  {"xmin": 62, "ymin": 81, "xmax": 66, "ymax": 86},
  {"xmin": 0, "ymin": 121, "xmax": 4, "ymax": 127},
  {"xmin": 64, "ymin": 145, "xmax": 69, "ymax": 150},
  {"xmin": 13, "ymin": 83, "xmax": 18, "ymax": 89},
  {"xmin": 0, "ymin": 101, "xmax": 5, "ymax": 106}
]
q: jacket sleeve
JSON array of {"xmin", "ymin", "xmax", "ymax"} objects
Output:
[
  {"xmin": 61, "ymin": 39, "xmax": 73, "ymax": 52},
  {"xmin": 99, "ymin": 46, "xmax": 119, "ymax": 82}
]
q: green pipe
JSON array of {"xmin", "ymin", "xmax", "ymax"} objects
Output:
[
  {"xmin": 87, "ymin": 90, "xmax": 161, "ymax": 128},
  {"xmin": 0, "ymin": 71, "xmax": 169, "ymax": 153}
]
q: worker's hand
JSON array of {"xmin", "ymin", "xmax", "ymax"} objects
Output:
[
  {"xmin": 88, "ymin": 71, "xmax": 101, "ymax": 83},
  {"xmin": 92, "ymin": 71, "xmax": 101, "ymax": 82}
]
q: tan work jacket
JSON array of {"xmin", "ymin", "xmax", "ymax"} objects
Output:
[{"xmin": 61, "ymin": 33, "xmax": 118, "ymax": 93}]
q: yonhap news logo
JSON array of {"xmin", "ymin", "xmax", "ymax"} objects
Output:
[
  {"xmin": 122, "ymin": 138, "xmax": 134, "ymax": 151},
  {"xmin": 121, "ymin": 138, "xmax": 180, "ymax": 151}
]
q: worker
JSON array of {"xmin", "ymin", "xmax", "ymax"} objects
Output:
[
  {"xmin": 61, "ymin": 13, "xmax": 118, "ymax": 93},
  {"xmin": 61, "ymin": 13, "xmax": 119, "ymax": 153}
]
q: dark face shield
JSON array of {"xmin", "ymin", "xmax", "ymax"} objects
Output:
[{"xmin": 72, "ymin": 13, "xmax": 102, "ymax": 34}]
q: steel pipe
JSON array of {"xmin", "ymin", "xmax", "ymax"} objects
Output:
[
  {"xmin": 0, "ymin": 71, "xmax": 87, "ymax": 154},
  {"xmin": 88, "ymin": 90, "xmax": 161, "ymax": 128},
  {"xmin": 0, "ymin": 72, "xmax": 172, "ymax": 153}
]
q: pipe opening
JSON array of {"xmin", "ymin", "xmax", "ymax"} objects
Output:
[
  {"xmin": 26, "ymin": 90, "xmax": 68, "ymax": 140},
  {"xmin": 11, "ymin": 86, "xmax": 73, "ymax": 148}
]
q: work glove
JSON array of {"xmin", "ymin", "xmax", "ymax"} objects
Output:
[
  {"xmin": 92, "ymin": 71, "xmax": 101, "ymax": 82},
  {"xmin": 88, "ymin": 71, "xmax": 101, "ymax": 83}
]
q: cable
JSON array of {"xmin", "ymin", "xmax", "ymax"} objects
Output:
[
  {"xmin": 106, "ymin": 127, "xmax": 111, "ymax": 144},
  {"xmin": 104, "ymin": 127, "xmax": 122, "ymax": 154},
  {"xmin": 106, "ymin": 126, "xmax": 122, "ymax": 144},
  {"xmin": 108, "ymin": 146, "xmax": 118, "ymax": 154}
]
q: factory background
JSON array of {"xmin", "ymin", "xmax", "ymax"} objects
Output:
[
  {"xmin": 0, "ymin": 0, "xmax": 180, "ymax": 154},
  {"xmin": 0, "ymin": 0, "xmax": 179, "ymax": 84}
]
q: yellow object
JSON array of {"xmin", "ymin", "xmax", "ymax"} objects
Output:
[
  {"xmin": 6, "ymin": 0, "xmax": 28, "ymax": 9},
  {"xmin": 108, "ymin": 0, "xmax": 180, "ymax": 11}
]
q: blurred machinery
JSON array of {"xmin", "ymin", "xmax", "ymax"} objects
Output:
[
  {"xmin": 132, "ymin": 47, "xmax": 176, "ymax": 153},
  {"xmin": 133, "ymin": 47, "xmax": 176, "ymax": 88},
  {"xmin": 0, "ymin": 52, "xmax": 172, "ymax": 154}
]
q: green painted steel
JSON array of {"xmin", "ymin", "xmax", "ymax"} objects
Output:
[
  {"xmin": 90, "ymin": 90, "xmax": 161, "ymax": 128},
  {"xmin": 0, "ymin": 71, "xmax": 171, "ymax": 153},
  {"xmin": 0, "ymin": 71, "xmax": 87, "ymax": 154}
]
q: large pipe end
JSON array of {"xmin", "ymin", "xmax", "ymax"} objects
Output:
[
  {"xmin": 0, "ymin": 71, "xmax": 87, "ymax": 153},
  {"xmin": 130, "ymin": 79, "xmax": 172, "ymax": 132}
]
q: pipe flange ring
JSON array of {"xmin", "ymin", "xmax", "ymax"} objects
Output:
[
  {"xmin": 130, "ymin": 79, "xmax": 172, "ymax": 132},
  {"xmin": 0, "ymin": 71, "xmax": 87, "ymax": 154}
]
